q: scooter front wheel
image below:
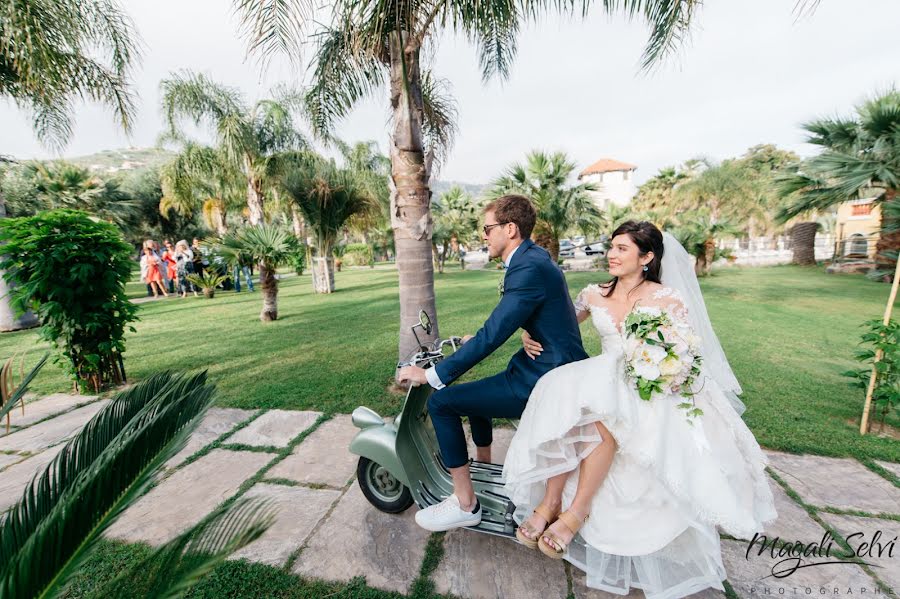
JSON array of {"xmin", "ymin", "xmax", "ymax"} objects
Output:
[{"xmin": 357, "ymin": 457, "xmax": 414, "ymax": 513}]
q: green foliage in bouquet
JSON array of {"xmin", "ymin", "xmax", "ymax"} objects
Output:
[
  {"xmin": 0, "ymin": 209, "xmax": 138, "ymax": 392},
  {"xmin": 843, "ymin": 319, "xmax": 900, "ymax": 428}
]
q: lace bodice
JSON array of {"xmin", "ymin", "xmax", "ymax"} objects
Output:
[{"xmin": 574, "ymin": 284, "xmax": 690, "ymax": 354}]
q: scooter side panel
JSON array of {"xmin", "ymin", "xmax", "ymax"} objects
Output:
[{"xmin": 348, "ymin": 425, "xmax": 412, "ymax": 488}]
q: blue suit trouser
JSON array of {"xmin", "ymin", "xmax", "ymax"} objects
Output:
[{"xmin": 427, "ymin": 371, "xmax": 528, "ymax": 469}]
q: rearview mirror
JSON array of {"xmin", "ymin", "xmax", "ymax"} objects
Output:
[{"xmin": 419, "ymin": 310, "xmax": 432, "ymax": 335}]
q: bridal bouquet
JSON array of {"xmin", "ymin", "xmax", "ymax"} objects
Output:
[{"xmin": 623, "ymin": 307, "xmax": 704, "ymax": 422}]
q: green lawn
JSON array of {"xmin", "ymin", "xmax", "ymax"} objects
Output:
[{"xmin": 1, "ymin": 264, "xmax": 898, "ymax": 462}]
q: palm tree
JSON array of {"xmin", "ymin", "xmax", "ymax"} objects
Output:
[
  {"xmin": 232, "ymin": 0, "xmax": 702, "ymax": 360},
  {"xmin": 674, "ymin": 160, "xmax": 754, "ymax": 224},
  {"xmin": 1, "ymin": 0, "xmax": 138, "ymax": 332},
  {"xmin": 777, "ymin": 90, "xmax": 900, "ymax": 270},
  {"xmin": 491, "ymin": 150, "xmax": 603, "ymax": 261},
  {"xmin": 160, "ymin": 71, "xmax": 308, "ymax": 226},
  {"xmin": 671, "ymin": 214, "xmax": 739, "ymax": 276},
  {"xmin": 631, "ymin": 166, "xmax": 688, "ymax": 216},
  {"xmin": 0, "ymin": 371, "xmax": 273, "ymax": 598},
  {"xmin": 25, "ymin": 161, "xmax": 137, "ymax": 228},
  {"xmin": 160, "ymin": 142, "xmax": 245, "ymax": 235},
  {"xmin": 432, "ymin": 186, "xmax": 481, "ymax": 273},
  {"xmin": 216, "ymin": 225, "xmax": 296, "ymax": 321},
  {"xmin": 281, "ymin": 159, "xmax": 379, "ymax": 294}
]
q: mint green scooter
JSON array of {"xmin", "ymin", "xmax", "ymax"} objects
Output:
[{"xmin": 349, "ymin": 310, "xmax": 517, "ymax": 537}]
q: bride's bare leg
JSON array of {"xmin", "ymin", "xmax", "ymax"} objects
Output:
[
  {"xmin": 542, "ymin": 420, "xmax": 617, "ymax": 551},
  {"xmin": 519, "ymin": 471, "xmax": 569, "ymax": 541}
]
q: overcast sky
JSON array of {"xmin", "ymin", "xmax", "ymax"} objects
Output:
[{"xmin": 1, "ymin": 0, "xmax": 898, "ymax": 185}]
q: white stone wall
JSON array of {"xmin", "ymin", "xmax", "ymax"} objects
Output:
[
  {"xmin": 717, "ymin": 234, "xmax": 836, "ymax": 266},
  {"xmin": 581, "ymin": 170, "xmax": 637, "ymax": 209}
]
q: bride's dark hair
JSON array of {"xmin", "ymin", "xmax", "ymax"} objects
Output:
[{"xmin": 601, "ymin": 220, "xmax": 664, "ymax": 297}]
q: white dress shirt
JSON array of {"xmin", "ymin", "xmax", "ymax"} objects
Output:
[{"xmin": 424, "ymin": 242, "xmax": 522, "ymax": 390}]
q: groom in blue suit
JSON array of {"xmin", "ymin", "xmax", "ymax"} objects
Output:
[{"xmin": 399, "ymin": 194, "xmax": 588, "ymax": 531}]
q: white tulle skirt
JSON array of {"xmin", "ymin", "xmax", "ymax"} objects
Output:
[{"xmin": 502, "ymin": 352, "xmax": 777, "ymax": 599}]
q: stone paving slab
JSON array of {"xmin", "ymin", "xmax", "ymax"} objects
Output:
[
  {"xmin": 819, "ymin": 512, "xmax": 900, "ymax": 591},
  {"xmin": 765, "ymin": 451, "xmax": 900, "ymax": 515},
  {"xmin": 0, "ymin": 445, "xmax": 67, "ymax": 512},
  {"xmin": 572, "ymin": 571, "xmax": 726, "ymax": 599},
  {"xmin": 0, "ymin": 400, "xmax": 108, "ymax": 453},
  {"xmin": 268, "ymin": 415, "xmax": 357, "ymax": 488},
  {"xmin": 4, "ymin": 393, "xmax": 98, "ymax": 430},
  {"xmin": 106, "ymin": 448, "xmax": 274, "ymax": 545},
  {"xmin": 0, "ymin": 453, "xmax": 23, "ymax": 469},
  {"xmin": 293, "ymin": 481, "xmax": 429, "ymax": 593},
  {"xmin": 230, "ymin": 482, "xmax": 341, "ymax": 567},
  {"xmin": 875, "ymin": 461, "xmax": 900, "ymax": 480},
  {"xmin": 226, "ymin": 409, "xmax": 320, "ymax": 448},
  {"xmin": 165, "ymin": 408, "xmax": 257, "ymax": 469},
  {"xmin": 721, "ymin": 538, "xmax": 877, "ymax": 598},
  {"xmin": 432, "ymin": 527, "xmax": 568, "ymax": 599},
  {"xmin": 763, "ymin": 476, "xmax": 829, "ymax": 540}
]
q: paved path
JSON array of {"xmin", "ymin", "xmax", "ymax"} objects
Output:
[{"xmin": 2, "ymin": 397, "xmax": 898, "ymax": 598}]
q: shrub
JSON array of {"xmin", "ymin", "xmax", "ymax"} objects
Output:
[
  {"xmin": 843, "ymin": 319, "xmax": 900, "ymax": 430},
  {"xmin": 0, "ymin": 210, "xmax": 138, "ymax": 392},
  {"xmin": 342, "ymin": 242, "xmax": 373, "ymax": 267},
  {"xmin": 289, "ymin": 243, "xmax": 306, "ymax": 275},
  {"xmin": 186, "ymin": 272, "xmax": 229, "ymax": 298}
]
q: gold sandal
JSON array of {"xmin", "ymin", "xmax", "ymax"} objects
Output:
[
  {"xmin": 538, "ymin": 510, "xmax": 589, "ymax": 559},
  {"xmin": 515, "ymin": 503, "xmax": 559, "ymax": 549}
]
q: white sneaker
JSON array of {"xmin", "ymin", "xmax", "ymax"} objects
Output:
[{"xmin": 414, "ymin": 494, "xmax": 482, "ymax": 532}]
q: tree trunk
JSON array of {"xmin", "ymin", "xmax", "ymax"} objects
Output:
[
  {"xmin": 876, "ymin": 190, "xmax": 900, "ymax": 273},
  {"xmin": 703, "ymin": 237, "xmax": 716, "ymax": 274},
  {"xmin": 312, "ymin": 245, "xmax": 335, "ymax": 294},
  {"xmin": 532, "ymin": 222, "xmax": 558, "ymax": 261},
  {"xmin": 0, "ymin": 198, "xmax": 38, "ymax": 332},
  {"xmin": 790, "ymin": 221, "xmax": 819, "ymax": 266},
  {"xmin": 388, "ymin": 33, "xmax": 439, "ymax": 360},
  {"xmin": 246, "ymin": 156, "xmax": 265, "ymax": 225},
  {"xmin": 290, "ymin": 204, "xmax": 305, "ymax": 239},
  {"xmin": 259, "ymin": 263, "xmax": 278, "ymax": 321}
]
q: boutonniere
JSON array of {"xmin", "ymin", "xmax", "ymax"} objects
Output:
[{"xmin": 498, "ymin": 276, "xmax": 505, "ymax": 297}]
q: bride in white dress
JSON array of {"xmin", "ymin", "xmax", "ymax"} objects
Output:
[{"xmin": 502, "ymin": 221, "xmax": 777, "ymax": 599}]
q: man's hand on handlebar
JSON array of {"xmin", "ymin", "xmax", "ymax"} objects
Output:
[
  {"xmin": 461, "ymin": 334, "xmax": 474, "ymax": 344},
  {"xmin": 398, "ymin": 365, "xmax": 428, "ymax": 386}
]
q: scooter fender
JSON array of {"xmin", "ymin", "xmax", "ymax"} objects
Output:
[{"xmin": 349, "ymin": 423, "xmax": 411, "ymax": 489}]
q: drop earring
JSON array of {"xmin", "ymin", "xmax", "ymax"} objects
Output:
[{"xmin": 642, "ymin": 265, "xmax": 649, "ymax": 272}]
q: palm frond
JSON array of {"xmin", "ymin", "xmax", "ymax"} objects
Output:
[
  {"xmin": 232, "ymin": 0, "xmax": 314, "ymax": 68},
  {"xmin": 0, "ymin": 352, "xmax": 49, "ymax": 424},
  {"xmin": 303, "ymin": 24, "xmax": 386, "ymax": 139},
  {"xmin": 88, "ymin": 496, "xmax": 276, "ymax": 598},
  {"xmin": 0, "ymin": 371, "xmax": 216, "ymax": 598},
  {"xmin": 215, "ymin": 224, "xmax": 296, "ymax": 270},
  {"xmin": 420, "ymin": 71, "xmax": 458, "ymax": 177}
]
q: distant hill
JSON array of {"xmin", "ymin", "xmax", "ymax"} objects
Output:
[
  {"xmin": 62, "ymin": 148, "xmax": 489, "ymax": 196},
  {"xmin": 67, "ymin": 147, "xmax": 175, "ymax": 174},
  {"xmin": 430, "ymin": 180, "xmax": 489, "ymax": 198}
]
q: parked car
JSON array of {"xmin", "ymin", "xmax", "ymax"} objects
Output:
[
  {"xmin": 559, "ymin": 239, "xmax": 575, "ymax": 258},
  {"xmin": 584, "ymin": 235, "xmax": 608, "ymax": 256}
]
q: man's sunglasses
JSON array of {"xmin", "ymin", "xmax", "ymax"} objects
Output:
[{"xmin": 482, "ymin": 222, "xmax": 510, "ymax": 235}]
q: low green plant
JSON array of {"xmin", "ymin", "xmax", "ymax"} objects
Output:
[
  {"xmin": 843, "ymin": 319, "xmax": 900, "ymax": 430},
  {"xmin": 342, "ymin": 242, "xmax": 373, "ymax": 267},
  {"xmin": 0, "ymin": 209, "xmax": 138, "ymax": 392},
  {"xmin": 289, "ymin": 243, "xmax": 307, "ymax": 275},
  {"xmin": 187, "ymin": 272, "xmax": 230, "ymax": 299}
]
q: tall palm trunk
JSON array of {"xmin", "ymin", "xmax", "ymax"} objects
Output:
[
  {"xmin": 203, "ymin": 198, "xmax": 228, "ymax": 235},
  {"xmin": 876, "ymin": 189, "xmax": 900, "ymax": 273},
  {"xmin": 703, "ymin": 237, "xmax": 716, "ymax": 274},
  {"xmin": 791, "ymin": 222, "xmax": 819, "ymax": 266},
  {"xmin": 259, "ymin": 263, "xmax": 278, "ymax": 321},
  {"xmin": 245, "ymin": 156, "xmax": 265, "ymax": 226},
  {"xmin": 0, "ymin": 198, "xmax": 37, "ymax": 332},
  {"xmin": 389, "ymin": 33, "xmax": 438, "ymax": 359},
  {"xmin": 312, "ymin": 242, "xmax": 335, "ymax": 294}
]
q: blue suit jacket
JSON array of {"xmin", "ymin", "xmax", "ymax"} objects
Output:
[{"xmin": 434, "ymin": 239, "xmax": 589, "ymax": 399}]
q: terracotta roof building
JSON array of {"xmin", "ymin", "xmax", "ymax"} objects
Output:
[{"xmin": 578, "ymin": 157, "xmax": 638, "ymax": 209}]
